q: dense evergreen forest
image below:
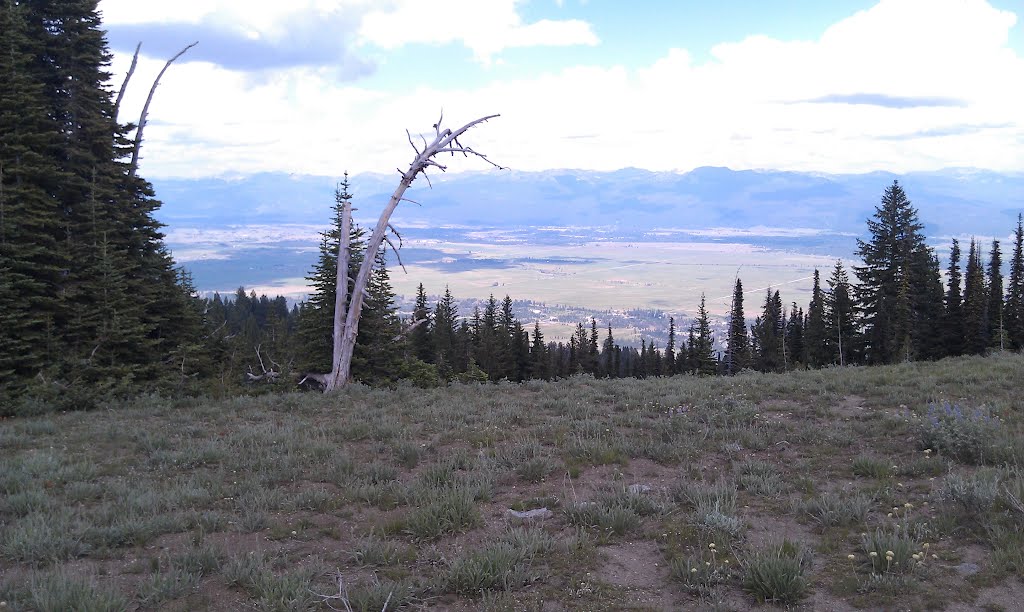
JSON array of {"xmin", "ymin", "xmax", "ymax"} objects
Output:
[{"xmin": 2, "ymin": 2, "xmax": 1023, "ymax": 413}]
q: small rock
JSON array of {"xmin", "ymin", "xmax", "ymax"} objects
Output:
[
  {"xmin": 628, "ymin": 484, "xmax": 653, "ymax": 494},
  {"xmin": 956, "ymin": 562, "xmax": 980, "ymax": 576},
  {"xmin": 507, "ymin": 508, "xmax": 553, "ymax": 520}
]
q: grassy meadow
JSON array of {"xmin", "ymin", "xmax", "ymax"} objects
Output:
[{"xmin": 2, "ymin": 354, "xmax": 1024, "ymax": 610}]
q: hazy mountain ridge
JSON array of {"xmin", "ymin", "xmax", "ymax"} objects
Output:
[{"xmin": 152, "ymin": 167, "xmax": 1024, "ymax": 239}]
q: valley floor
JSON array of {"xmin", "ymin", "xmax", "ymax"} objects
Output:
[{"xmin": 2, "ymin": 354, "xmax": 1024, "ymax": 610}]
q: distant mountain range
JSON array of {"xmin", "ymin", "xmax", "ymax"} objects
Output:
[{"xmin": 152, "ymin": 167, "xmax": 1024, "ymax": 239}]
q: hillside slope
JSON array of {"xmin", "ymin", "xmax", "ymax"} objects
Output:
[{"xmin": 2, "ymin": 354, "xmax": 1023, "ymax": 610}]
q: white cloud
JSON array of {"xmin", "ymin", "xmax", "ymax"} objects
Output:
[
  {"xmin": 108, "ymin": 0, "xmax": 1024, "ymax": 179},
  {"xmin": 100, "ymin": 0, "xmax": 597, "ymax": 63},
  {"xmin": 357, "ymin": 0, "xmax": 599, "ymax": 62},
  {"xmin": 100, "ymin": 0, "xmax": 375, "ymax": 29}
]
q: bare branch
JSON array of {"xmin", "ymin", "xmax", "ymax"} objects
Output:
[
  {"xmin": 384, "ymin": 234, "xmax": 406, "ymax": 274},
  {"xmin": 434, "ymin": 110, "xmax": 444, "ymax": 136},
  {"xmin": 298, "ymin": 373, "xmax": 329, "ymax": 387},
  {"xmin": 113, "ymin": 42, "xmax": 141, "ymax": 123},
  {"xmin": 436, "ymin": 147, "xmax": 505, "ymax": 169},
  {"xmin": 129, "ymin": 41, "xmax": 198, "ymax": 179},
  {"xmin": 88, "ymin": 342, "xmax": 103, "ymax": 363},
  {"xmin": 405, "ymin": 129, "xmax": 420, "ymax": 155},
  {"xmin": 393, "ymin": 317, "xmax": 428, "ymax": 341},
  {"xmin": 255, "ymin": 344, "xmax": 267, "ymax": 373},
  {"xmin": 387, "ymin": 223, "xmax": 403, "ymax": 247}
]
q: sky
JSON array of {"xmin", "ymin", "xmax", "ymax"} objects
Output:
[{"xmin": 98, "ymin": 0, "xmax": 1024, "ymax": 179}]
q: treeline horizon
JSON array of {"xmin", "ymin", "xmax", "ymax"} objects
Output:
[{"xmin": 188, "ymin": 180, "xmax": 1024, "ymax": 392}]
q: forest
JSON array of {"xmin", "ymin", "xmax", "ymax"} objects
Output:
[{"xmin": 2, "ymin": 0, "xmax": 1023, "ymax": 415}]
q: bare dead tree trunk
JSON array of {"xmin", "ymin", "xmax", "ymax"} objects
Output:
[
  {"xmin": 326, "ymin": 189, "xmax": 353, "ymax": 390},
  {"xmin": 320, "ymin": 114, "xmax": 502, "ymax": 391},
  {"xmin": 129, "ymin": 42, "xmax": 198, "ymax": 180},
  {"xmin": 113, "ymin": 42, "xmax": 141, "ymax": 123}
]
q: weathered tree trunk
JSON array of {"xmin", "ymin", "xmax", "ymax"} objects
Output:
[
  {"xmin": 113, "ymin": 42, "xmax": 141, "ymax": 123},
  {"xmin": 325, "ymin": 191, "xmax": 353, "ymax": 391},
  {"xmin": 129, "ymin": 42, "xmax": 198, "ymax": 179},
  {"xmin": 321, "ymin": 114, "xmax": 501, "ymax": 391}
]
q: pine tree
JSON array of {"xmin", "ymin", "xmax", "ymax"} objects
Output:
[
  {"xmin": 674, "ymin": 330, "xmax": 687, "ymax": 375},
  {"xmin": 0, "ymin": 0, "xmax": 66, "ymax": 388},
  {"xmin": 1007, "ymin": 214, "xmax": 1024, "ymax": 350},
  {"xmin": 432, "ymin": 286, "xmax": 459, "ymax": 380},
  {"xmin": 889, "ymin": 264, "xmax": 913, "ymax": 362},
  {"xmin": 804, "ymin": 270, "xmax": 828, "ymax": 368},
  {"xmin": 987, "ymin": 239, "xmax": 1005, "ymax": 349},
  {"xmin": 454, "ymin": 319, "xmax": 472, "ymax": 375},
  {"xmin": 692, "ymin": 294, "xmax": 716, "ymax": 375},
  {"xmin": 916, "ymin": 249, "xmax": 948, "ymax": 360},
  {"xmin": 824, "ymin": 261, "xmax": 855, "ymax": 365},
  {"xmin": 786, "ymin": 303, "xmax": 805, "ymax": 369},
  {"xmin": 637, "ymin": 339, "xmax": 648, "ymax": 378},
  {"xmin": 664, "ymin": 317, "xmax": 677, "ymax": 375},
  {"xmin": 602, "ymin": 323, "xmax": 617, "ymax": 377},
  {"xmin": 943, "ymin": 239, "xmax": 964, "ymax": 357},
  {"xmin": 409, "ymin": 283, "xmax": 433, "ymax": 363},
  {"xmin": 496, "ymin": 295, "xmax": 516, "ymax": 379},
  {"xmin": 962, "ymin": 239, "xmax": 989, "ymax": 355},
  {"xmin": 350, "ymin": 247, "xmax": 403, "ymax": 384},
  {"xmin": 752, "ymin": 289, "xmax": 784, "ymax": 372},
  {"xmin": 475, "ymin": 295, "xmax": 499, "ymax": 379},
  {"xmin": 529, "ymin": 322, "xmax": 549, "ymax": 380},
  {"xmin": 572, "ymin": 322, "xmax": 590, "ymax": 374},
  {"xmin": 588, "ymin": 318, "xmax": 600, "ymax": 376},
  {"xmin": 685, "ymin": 324, "xmax": 698, "ymax": 373},
  {"xmin": 853, "ymin": 181, "xmax": 938, "ymax": 364},
  {"xmin": 724, "ymin": 278, "xmax": 749, "ymax": 373}
]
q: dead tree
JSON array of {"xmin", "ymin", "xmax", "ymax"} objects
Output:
[
  {"xmin": 246, "ymin": 344, "xmax": 282, "ymax": 383},
  {"xmin": 318, "ymin": 114, "xmax": 502, "ymax": 391},
  {"xmin": 114, "ymin": 41, "xmax": 198, "ymax": 179}
]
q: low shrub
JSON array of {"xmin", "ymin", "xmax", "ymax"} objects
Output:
[
  {"xmin": 741, "ymin": 539, "xmax": 812, "ymax": 604},
  {"xmin": 918, "ymin": 401, "xmax": 1003, "ymax": 464}
]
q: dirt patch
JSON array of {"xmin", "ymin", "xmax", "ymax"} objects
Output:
[
  {"xmin": 832, "ymin": 395, "xmax": 869, "ymax": 420},
  {"xmin": 947, "ymin": 578, "xmax": 1024, "ymax": 611},
  {"xmin": 803, "ymin": 589, "xmax": 859, "ymax": 612},
  {"xmin": 594, "ymin": 540, "xmax": 677, "ymax": 609},
  {"xmin": 565, "ymin": 458, "xmax": 680, "ymax": 504},
  {"xmin": 741, "ymin": 510, "xmax": 817, "ymax": 550}
]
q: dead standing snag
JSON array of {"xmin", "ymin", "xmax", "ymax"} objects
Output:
[{"xmin": 320, "ymin": 114, "xmax": 503, "ymax": 391}]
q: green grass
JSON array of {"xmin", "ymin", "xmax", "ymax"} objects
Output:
[
  {"xmin": 741, "ymin": 539, "xmax": 813, "ymax": 604},
  {"xmin": 1, "ymin": 352, "xmax": 1022, "ymax": 609}
]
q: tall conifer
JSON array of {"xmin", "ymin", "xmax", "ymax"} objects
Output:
[
  {"xmin": 853, "ymin": 181, "xmax": 937, "ymax": 364},
  {"xmin": 1007, "ymin": 214, "xmax": 1024, "ymax": 350},
  {"xmin": 962, "ymin": 239, "xmax": 989, "ymax": 354},
  {"xmin": 825, "ymin": 261, "xmax": 855, "ymax": 366},
  {"xmin": 692, "ymin": 294, "xmax": 716, "ymax": 375},
  {"xmin": 804, "ymin": 270, "xmax": 828, "ymax": 368},
  {"xmin": 943, "ymin": 239, "xmax": 964, "ymax": 356},
  {"xmin": 986, "ymin": 240, "xmax": 1005, "ymax": 349},
  {"xmin": 409, "ymin": 283, "xmax": 433, "ymax": 363}
]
